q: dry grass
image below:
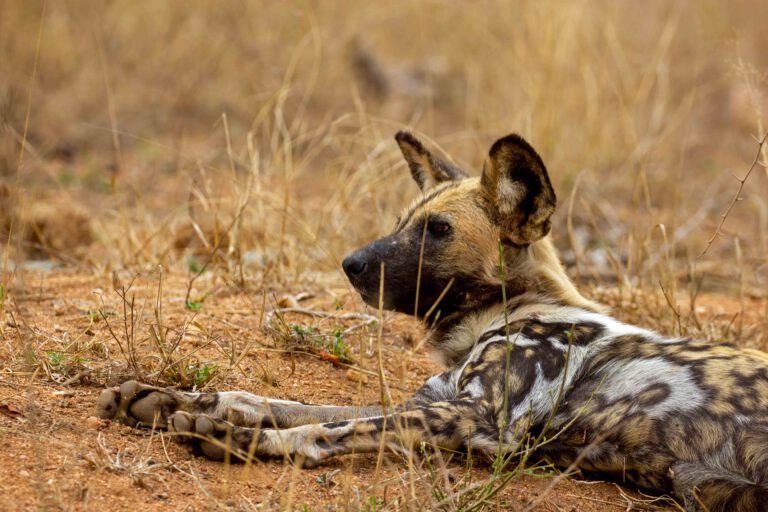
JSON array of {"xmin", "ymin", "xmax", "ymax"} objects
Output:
[{"xmin": 1, "ymin": 0, "xmax": 768, "ymax": 510}]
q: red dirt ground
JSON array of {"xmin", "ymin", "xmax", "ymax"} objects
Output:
[{"xmin": 5, "ymin": 268, "xmax": 760, "ymax": 511}]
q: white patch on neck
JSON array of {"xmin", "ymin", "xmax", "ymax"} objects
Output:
[
  {"xmin": 431, "ymin": 303, "xmax": 509, "ymax": 366},
  {"xmin": 430, "ymin": 299, "xmax": 570, "ymax": 366},
  {"xmin": 431, "ymin": 301, "xmax": 661, "ymax": 368}
]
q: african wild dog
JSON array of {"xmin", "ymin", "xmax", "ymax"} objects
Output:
[{"xmin": 97, "ymin": 132, "xmax": 768, "ymax": 512}]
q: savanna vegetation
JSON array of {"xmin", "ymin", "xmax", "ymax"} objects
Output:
[{"xmin": 1, "ymin": 1, "xmax": 767, "ymax": 510}]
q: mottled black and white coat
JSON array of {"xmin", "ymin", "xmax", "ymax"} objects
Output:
[{"xmin": 97, "ymin": 132, "xmax": 768, "ymax": 512}]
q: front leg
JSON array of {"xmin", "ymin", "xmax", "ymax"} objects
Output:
[
  {"xmin": 167, "ymin": 399, "xmax": 496, "ymax": 466},
  {"xmin": 96, "ymin": 380, "xmax": 407, "ymax": 429}
]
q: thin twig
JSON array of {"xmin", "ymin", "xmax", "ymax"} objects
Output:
[
  {"xmin": 264, "ymin": 307, "xmax": 378, "ymax": 329},
  {"xmin": 698, "ymin": 132, "xmax": 768, "ymax": 259}
]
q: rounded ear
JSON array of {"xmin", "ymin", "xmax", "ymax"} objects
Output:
[
  {"xmin": 480, "ymin": 134, "xmax": 556, "ymax": 245},
  {"xmin": 395, "ymin": 131, "xmax": 467, "ymax": 191}
]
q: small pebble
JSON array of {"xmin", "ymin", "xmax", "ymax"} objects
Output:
[
  {"xmin": 18, "ymin": 469, "xmax": 30, "ymax": 478},
  {"xmin": 53, "ymin": 300, "xmax": 66, "ymax": 316},
  {"xmin": 345, "ymin": 369, "xmax": 368, "ymax": 384},
  {"xmin": 85, "ymin": 416, "xmax": 106, "ymax": 429}
]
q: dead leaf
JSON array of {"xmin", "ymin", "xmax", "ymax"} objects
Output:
[
  {"xmin": 305, "ymin": 347, "xmax": 347, "ymax": 366},
  {"xmin": 85, "ymin": 416, "xmax": 106, "ymax": 429},
  {"xmin": 0, "ymin": 403, "xmax": 23, "ymax": 418}
]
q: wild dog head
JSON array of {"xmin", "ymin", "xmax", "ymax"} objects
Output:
[{"xmin": 342, "ymin": 132, "xmax": 558, "ymax": 323}]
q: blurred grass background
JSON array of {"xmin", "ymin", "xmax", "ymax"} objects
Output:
[{"xmin": 1, "ymin": 0, "xmax": 767, "ymax": 317}]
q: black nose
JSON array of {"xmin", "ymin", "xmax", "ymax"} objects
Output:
[{"xmin": 342, "ymin": 254, "xmax": 367, "ymax": 277}]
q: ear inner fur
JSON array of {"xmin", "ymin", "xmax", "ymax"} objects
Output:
[
  {"xmin": 395, "ymin": 131, "xmax": 467, "ymax": 191},
  {"xmin": 480, "ymin": 134, "xmax": 556, "ymax": 245}
]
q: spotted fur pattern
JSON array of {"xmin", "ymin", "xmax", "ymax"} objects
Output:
[{"xmin": 97, "ymin": 132, "xmax": 768, "ymax": 512}]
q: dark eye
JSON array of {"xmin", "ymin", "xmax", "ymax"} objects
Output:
[{"xmin": 427, "ymin": 219, "xmax": 451, "ymax": 237}]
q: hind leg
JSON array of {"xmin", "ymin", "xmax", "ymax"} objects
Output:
[{"xmin": 670, "ymin": 461, "xmax": 767, "ymax": 512}]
